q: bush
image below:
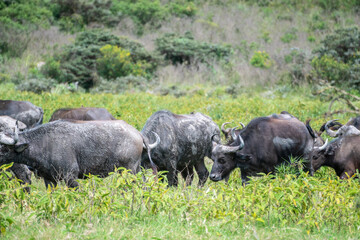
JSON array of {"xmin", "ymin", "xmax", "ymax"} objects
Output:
[
  {"xmin": 155, "ymin": 32, "xmax": 232, "ymax": 65},
  {"xmin": 311, "ymin": 27, "xmax": 360, "ymax": 90},
  {"xmin": 97, "ymin": 45, "xmax": 147, "ymax": 79},
  {"xmin": 45, "ymin": 30, "xmax": 159, "ymax": 90},
  {"xmin": 52, "ymin": 0, "xmax": 117, "ymax": 32},
  {"xmin": 250, "ymin": 51, "xmax": 273, "ymax": 68},
  {"xmin": 0, "ymin": 2, "xmax": 53, "ymax": 30},
  {"xmin": 16, "ymin": 77, "xmax": 57, "ymax": 94}
]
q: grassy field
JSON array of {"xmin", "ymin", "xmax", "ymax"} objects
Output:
[{"xmin": 1, "ymin": 84, "xmax": 360, "ymax": 239}]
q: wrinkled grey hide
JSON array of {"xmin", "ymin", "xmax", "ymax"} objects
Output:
[
  {"xmin": 210, "ymin": 114, "xmax": 317, "ymax": 184},
  {"xmin": 0, "ymin": 120, "xmax": 149, "ymax": 188},
  {"xmin": 141, "ymin": 110, "xmax": 221, "ymax": 186},
  {"xmin": 0, "ymin": 116, "xmax": 32, "ymax": 190},
  {"xmin": 49, "ymin": 107, "xmax": 116, "ymax": 121},
  {"xmin": 0, "ymin": 100, "xmax": 43, "ymax": 128}
]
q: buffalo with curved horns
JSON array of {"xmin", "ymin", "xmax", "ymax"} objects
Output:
[
  {"xmin": 210, "ymin": 114, "xmax": 318, "ymax": 184},
  {"xmin": 141, "ymin": 110, "xmax": 221, "ymax": 186},
  {"xmin": 0, "ymin": 120, "xmax": 159, "ymax": 188}
]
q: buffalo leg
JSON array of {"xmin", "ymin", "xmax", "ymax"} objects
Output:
[
  {"xmin": 195, "ymin": 159, "xmax": 209, "ymax": 187},
  {"xmin": 340, "ymin": 170, "xmax": 355, "ymax": 179},
  {"xmin": 167, "ymin": 168, "xmax": 178, "ymax": 187},
  {"xmin": 66, "ymin": 178, "xmax": 79, "ymax": 189},
  {"xmin": 44, "ymin": 179, "xmax": 57, "ymax": 190},
  {"xmin": 9, "ymin": 163, "xmax": 32, "ymax": 185},
  {"xmin": 181, "ymin": 166, "xmax": 194, "ymax": 186},
  {"xmin": 240, "ymin": 168, "xmax": 250, "ymax": 186}
]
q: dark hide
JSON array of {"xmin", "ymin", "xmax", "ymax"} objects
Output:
[
  {"xmin": 0, "ymin": 100, "xmax": 43, "ymax": 128},
  {"xmin": 141, "ymin": 110, "xmax": 221, "ymax": 186},
  {"xmin": 310, "ymin": 135, "xmax": 360, "ymax": 179},
  {"xmin": 210, "ymin": 115, "xmax": 315, "ymax": 184},
  {"xmin": 0, "ymin": 120, "xmax": 148, "ymax": 188},
  {"xmin": 49, "ymin": 107, "xmax": 116, "ymax": 121}
]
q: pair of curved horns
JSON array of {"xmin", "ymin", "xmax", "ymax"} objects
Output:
[{"xmin": 230, "ymin": 122, "xmax": 245, "ymax": 140}]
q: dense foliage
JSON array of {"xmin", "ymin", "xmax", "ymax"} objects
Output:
[
  {"xmin": 311, "ymin": 27, "xmax": 360, "ymax": 90},
  {"xmin": 155, "ymin": 32, "xmax": 233, "ymax": 65}
]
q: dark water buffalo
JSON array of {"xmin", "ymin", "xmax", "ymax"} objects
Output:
[
  {"xmin": 0, "ymin": 116, "xmax": 32, "ymax": 190},
  {"xmin": 210, "ymin": 114, "xmax": 316, "ymax": 184},
  {"xmin": 0, "ymin": 120, "xmax": 158, "ymax": 188},
  {"xmin": 0, "ymin": 100, "xmax": 43, "ymax": 128},
  {"xmin": 141, "ymin": 110, "xmax": 221, "ymax": 186},
  {"xmin": 49, "ymin": 107, "xmax": 116, "ymax": 121},
  {"xmin": 310, "ymin": 119, "xmax": 360, "ymax": 178}
]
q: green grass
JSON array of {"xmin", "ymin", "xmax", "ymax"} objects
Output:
[{"xmin": 1, "ymin": 84, "xmax": 360, "ymax": 239}]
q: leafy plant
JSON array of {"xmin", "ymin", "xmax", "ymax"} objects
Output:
[
  {"xmin": 97, "ymin": 45, "xmax": 147, "ymax": 79},
  {"xmin": 250, "ymin": 51, "xmax": 273, "ymax": 68}
]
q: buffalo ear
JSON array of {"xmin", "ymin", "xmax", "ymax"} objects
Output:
[{"xmin": 15, "ymin": 143, "xmax": 29, "ymax": 153}]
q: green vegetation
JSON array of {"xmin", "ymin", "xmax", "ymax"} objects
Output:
[
  {"xmin": 0, "ymin": 85, "xmax": 360, "ymax": 239},
  {"xmin": 1, "ymin": 1, "xmax": 360, "ymax": 237}
]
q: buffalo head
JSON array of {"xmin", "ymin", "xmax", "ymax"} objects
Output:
[{"xmin": 209, "ymin": 134, "xmax": 249, "ymax": 181}]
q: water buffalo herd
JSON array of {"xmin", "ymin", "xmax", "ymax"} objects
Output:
[{"xmin": 0, "ymin": 99, "xmax": 360, "ymax": 191}]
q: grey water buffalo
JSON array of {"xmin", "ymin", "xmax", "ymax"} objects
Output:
[
  {"xmin": 0, "ymin": 116, "xmax": 32, "ymax": 190},
  {"xmin": 141, "ymin": 110, "xmax": 221, "ymax": 186},
  {"xmin": 49, "ymin": 107, "xmax": 116, "ymax": 121},
  {"xmin": 210, "ymin": 114, "xmax": 317, "ymax": 184},
  {"xmin": 310, "ymin": 119, "xmax": 360, "ymax": 178},
  {"xmin": 0, "ymin": 100, "xmax": 43, "ymax": 128},
  {"xmin": 0, "ymin": 120, "xmax": 158, "ymax": 188}
]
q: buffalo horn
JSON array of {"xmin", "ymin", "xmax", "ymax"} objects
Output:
[
  {"xmin": 148, "ymin": 132, "xmax": 160, "ymax": 149},
  {"xmin": 221, "ymin": 134, "xmax": 245, "ymax": 153},
  {"xmin": 316, "ymin": 138, "xmax": 328, "ymax": 151},
  {"xmin": 231, "ymin": 127, "xmax": 239, "ymax": 140},
  {"xmin": 325, "ymin": 119, "xmax": 339, "ymax": 137},
  {"xmin": 14, "ymin": 121, "xmax": 19, "ymax": 144},
  {"xmin": 0, "ymin": 134, "xmax": 15, "ymax": 145},
  {"xmin": 221, "ymin": 122, "xmax": 232, "ymax": 134},
  {"xmin": 239, "ymin": 122, "xmax": 245, "ymax": 129}
]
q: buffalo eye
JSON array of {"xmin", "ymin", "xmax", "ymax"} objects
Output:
[
  {"xmin": 218, "ymin": 158, "xmax": 226, "ymax": 164},
  {"xmin": 312, "ymin": 155, "xmax": 319, "ymax": 160}
]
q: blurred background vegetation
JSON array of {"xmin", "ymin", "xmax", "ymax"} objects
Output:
[{"xmin": 1, "ymin": 0, "xmax": 360, "ymax": 95}]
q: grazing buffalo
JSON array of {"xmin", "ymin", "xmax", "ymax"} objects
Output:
[
  {"xmin": 141, "ymin": 110, "xmax": 221, "ymax": 186},
  {"xmin": 310, "ymin": 119, "xmax": 360, "ymax": 178},
  {"xmin": 0, "ymin": 100, "xmax": 43, "ymax": 128},
  {"xmin": 49, "ymin": 107, "xmax": 116, "ymax": 121},
  {"xmin": 210, "ymin": 114, "xmax": 317, "ymax": 184},
  {"xmin": 0, "ymin": 116, "xmax": 32, "ymax": 190},
  {"xmin": 0, "ymin": 120, "xmax": 158, "ymax": 188}
]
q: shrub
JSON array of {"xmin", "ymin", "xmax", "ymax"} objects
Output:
[
  {"xmin": 45, "ymin": 30, "xmax": 159, "ymax": 89},
  {"xmin": 0, "ymin": 2, "xmax": 53, "ymax": 30},
  {"xmin": 250, "ymin": 51, "xmax": 273, "ymax": 68},
  {"xmin": 280, "ymin": 28, "xmax": 297, "ymax": 43},
  {"xmin": 97, "ymin": 45, "xmax": 147, "ymax": 79},
  {"xmin": 155, "ymin": 32, "xmax": 232, "ymax": 65},
  {"xmin": 52, "ymin": 0, "xmax": 117, "ymax": 31},
  {"xmin": 16, "ymin": 77, "xmax": 57, "ymax": 94},
  {"xmin": 284, "ymin": 48, "xmax": 308, "ymax": 84},
  {"xmin": 311, "ymin": 27, "xmax": 360, "ymax": 90}
]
